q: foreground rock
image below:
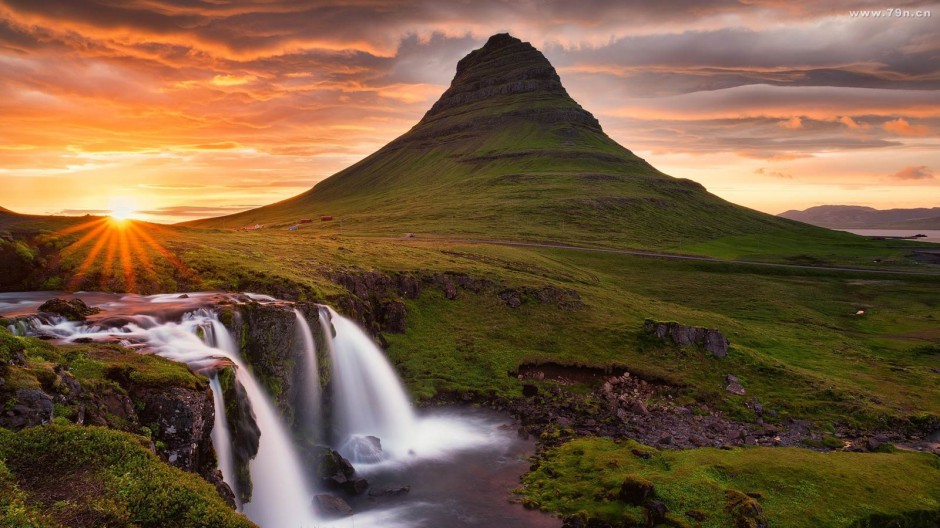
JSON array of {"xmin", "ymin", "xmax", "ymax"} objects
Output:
[
  {"xmin": 314, "ymin": 494, "xmax": 354, "ymax": 518},
  {"xmin": 38, "ymin": 298, "xmax": 100, "ymax": 321},
  {"xmin": 643, "ymin": 319, "xmax": 730, "ymax": 357}
]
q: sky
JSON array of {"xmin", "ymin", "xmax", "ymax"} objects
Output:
[{"xmin": 1, "ymin": 0, "xmax": 938, "ymax": 223}]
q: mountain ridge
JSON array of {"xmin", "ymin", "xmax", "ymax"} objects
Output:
[
  {"xmin": 780, "ymin": 205, "xmax": 940, "ymax": 229},
  {"xmin": 185, "ymin": 33, "xmax": 830, "ymax": 250}
]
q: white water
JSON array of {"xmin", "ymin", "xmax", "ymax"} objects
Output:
[
  {"xmin": 0, "ymin": 292, "xmax": 544, "ymax": 528},
  {"xmin": 16, "ymin": 308, "xmax": 321, "ymax": 527},
  {"xmin": 294, "ymin": 308, "xmax": 322, "ymax": 439},
  {"xmin": 209, "ymin": 376, "xmax": 239, "ymax": 507},
  {"xmin": 322, "ymin": 307, "xmax": 417, "ymax": 462}
]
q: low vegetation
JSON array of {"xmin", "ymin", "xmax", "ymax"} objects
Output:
[
  {"xmin": 521, "ymin": 437, "xmax": 940, "ymax": 528},
  {"xmin": 0, "ymin": 425, "xmax": 256, "ymax": 528}
]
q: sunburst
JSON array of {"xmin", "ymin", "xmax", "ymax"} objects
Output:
[{"xmin": 47, "ymin": 217, "xmax": 192, "ymax": 292}]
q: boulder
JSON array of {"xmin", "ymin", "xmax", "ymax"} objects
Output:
[
  {"xmin": 38, "ymin": 298, "xmax": 100, "ymax": 321},
  {"xmin": 619, "ymin": 475, "xmax": 655, "ymax": 505},
  {"xmin": 0, "ymin": 388, "xmax": 53, "ymax": 429},
  {"xmin": 643, "ymin": 319, "xmax": 729, "ymax": 357},
  {"xmin": 313, "ymin": 494, "xmax": 354, "ymax": 518},
  {"xmin": 726, "ymin": 489, "xmax": 769, "ymax": 528}
]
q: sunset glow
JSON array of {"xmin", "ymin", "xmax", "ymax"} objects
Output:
[
  {"xmin": 48, "ymin": 217, "xmax": 189, "ymax": 291},
  {"xmin": 1, "ymin": 1, "xmax": 937, "ymax": 223}
]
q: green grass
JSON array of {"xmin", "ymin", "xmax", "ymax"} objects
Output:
[
  {"xmin": 0, "ymin": 425, "xmax": 256, "ymax": 527},
  {"xmin": 521, "ymin": 437, "xmax": 940, "ymax": 528}
]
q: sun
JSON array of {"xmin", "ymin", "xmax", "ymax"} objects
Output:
[{"xmin": 107, "ymin": 196, "xmax": 139, "ymax": 222}]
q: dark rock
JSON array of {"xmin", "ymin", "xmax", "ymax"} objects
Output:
[
  {"xmin": 37, "ymin": 298, "xmax": 100, "ymax": 321},
  {"xmin": 643, "ymin": 319, "xmax": 729, "ymax": 357},
  {"xmin": 644, "ymin": 499, "xmax": 669, "ymax": 525},
  {"xmin": 344, "ymin": 477, "xmax": 369, "ymax": 495},
  {"xmin": 313, "ymin": 494, "xmax": 354, "ymax": 518},
  {"xmin": 368, "ymin": 485, "xmax": 410, "ymax": 497},
  {"xmin": 686, "ymin": 510, "xmax": 707, "ymax": 521},
  {"xmin": 499, "ymin": 289, "xmax": 523, "ymax": 308},
  {"xmin": 630, "ymin": 448, "xmax": 651, "ymax": 460},
  {"xmin": 132, "ymin": 385, "xmax": 215, "ymax": 472},
  {"xmin": 522, "ymin": 384, "xmax": 539, "ymax": 398},
  {"xmin": 381, "ymin": 301, "xmax": 407, "ymax": 333},
  {"xmin": 726, "ymin": 382, "xmax": 746, "ymax": 396},
  {"xmin": 0, "ymin": 388, "xmax": 53, "ymax": 429},
  {"xmin": 619, "ymin": 475, "xmax": 654, "ymax": 505}
]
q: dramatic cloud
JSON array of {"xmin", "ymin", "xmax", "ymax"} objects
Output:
[
  {"xmin": 1, "ymin": 0, "xmax": 938, "ymax": 220},
  {"xmin": 890, "ymin": 165, "xmax": 934, "ymax": 180},
  {"xmin": 882, "ymin": 117, "xmax": 932, "ymax": 136}
]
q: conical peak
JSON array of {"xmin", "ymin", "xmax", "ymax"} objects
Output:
[{"xmin": 423, "ymin": 32, "xmax": 580, "ymax": 120}]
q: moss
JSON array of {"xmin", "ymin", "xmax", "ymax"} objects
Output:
[
  {"xmin": 0, "ymin": 425, "xmax": 256, "ymax": 527},
  {"xmin": 521, "ymin": 437, "xmax": 940, "ymax": 528}
]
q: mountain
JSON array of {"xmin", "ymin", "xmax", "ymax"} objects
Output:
[
  {"xmin": 187, "ymin": 33, "xmax": 819, "ymax": 249},
  {"xmin": 0, "ymin": 206, "xmax": 12, "ymax": 214},
  {"xmin": 779, "ymin": 205, "xmax": 940, "ymax": 229}
]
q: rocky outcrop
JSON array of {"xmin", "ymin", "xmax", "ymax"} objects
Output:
[
  {"xmin": 0, "ymin": 388, "xmax": 53, "ymax": 429},
  {"xmin": 221, "ymin": 301, "xmax": 326, "ymax": 421},
  {"xmin": 218, "ymin": 366, "xmax": 260, "ymax": 505},
  {"xmin": 133, "ymin": 385, "xmax": 215, "ymax": 472},
  {"xmin": 37, "ymin": 298, "xmax": 100, "ymax": 321},
  {"xmin": 420, "ymin": 33, "xmax": 601, "ymax": 132},
  {"xmin": 328, "ymin": 268, "xmax": 581, "ymax": 337},
  {"xmin": 643, "ymin": 319, "xmax": 730, "ymax": 357}
]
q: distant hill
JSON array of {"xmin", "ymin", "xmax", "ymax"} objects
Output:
[
  {"xmin": 0, "ymin": 206, "xmax": 12, "ymax": 214},
  {"xmin": 185, "ymin": 33, "xmax": 832, "ymax": 249},
  {"xmin": 779, "ymin": 205, "xmax": 940, "ymax": 229}
]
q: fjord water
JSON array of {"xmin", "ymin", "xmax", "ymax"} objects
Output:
[{"xmin": 1, "ymin": 292, "xmax": 557, "ymax": 527}]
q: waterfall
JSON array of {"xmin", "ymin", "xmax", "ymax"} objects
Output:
[
  {"xmin": 294, "ymin": 309, "xmax": 322, "ymax": 439},
  {"xmin": 209, "ymin": 375, "xmax": 239, "ymax": 507},
  {"xmin": 16, "ymin": 307, "xmax": 322, "ymax": 527},
  {"xmin": 321, "ymin": 307, "xmax": 416, "ymax": 463}
]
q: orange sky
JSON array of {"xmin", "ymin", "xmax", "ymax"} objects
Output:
[{"xmin": 1, "ymin": 0, "xmax": 938, "ymax": 223}]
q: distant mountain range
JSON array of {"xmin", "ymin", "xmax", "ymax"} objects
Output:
[{"xmin": 779, "ymin": 205, "xmax": 940, "ymax": 230}]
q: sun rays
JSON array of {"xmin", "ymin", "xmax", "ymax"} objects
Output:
[{"xmin": 48, "ymin": 217, "xmax": 191, "ymax": 292}]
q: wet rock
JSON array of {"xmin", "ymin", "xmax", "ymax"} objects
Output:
[
  {"xmin": 38, "ymin": 298, "xmax": 100, "ymax": 321},
  {"xmin": 313, "ymin": 494, "xmax": 354, "ymax": 518},
  {"xmin": 643, "ymin": 319, "xmax": 729, "ymax": 357},
  {"xmin": 345, "ymin": 435, "xmax": 383, "ymax": 464},
  {"xmin": 344, "ymin": 477, "xmax": 369, "ymax": 495},
  {"xmin": 368, "ymin": 485, "xmax": 410, "ymax": 497}
]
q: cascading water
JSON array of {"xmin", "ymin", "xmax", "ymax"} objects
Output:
[
  {"xmin": 294, "ymin": 308, "xmax": 322, "ymax": 439},
  {"xmin": 209, "ymin": 375, "xmax": 239, "ymax": 506},
  {"xmin": 0, "ymin": 292, "xmax": 539, "ymax": 528},
  {"xmin": 321, "ymin": 307, "xmax": 417, "ymax": 463},
  {"xmin": 15, "ymin": 305, "xmax": 321, "ymax": 527}
]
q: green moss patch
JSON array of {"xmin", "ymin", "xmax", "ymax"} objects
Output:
[
  {"xmin": 0, "ymin": 425, "xmax": 255, "ymax": 527},
  {"xmin": 521, "ymin": 437, "xmax": 940, "ymax": 528}
]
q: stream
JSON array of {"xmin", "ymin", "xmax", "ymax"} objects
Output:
[{"xmin": 0, "ymin": 291, "xmax": 559, "ymax": 528}]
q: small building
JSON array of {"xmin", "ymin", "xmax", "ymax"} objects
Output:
[
  {"xmin": 320, "ymin": 215, "xmax": 333, "ymax": 221},
  {"xmin": 288, "ymin": 225, "xmax": 299, "ymax": 231},
  {"xmin": 299, "ymin": 219, "xmax": 312, "ymax": 224}
]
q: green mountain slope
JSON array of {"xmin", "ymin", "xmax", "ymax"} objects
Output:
[{"xmin": 186, "ymin": 34, "xmax": 835, "ymax": 250}]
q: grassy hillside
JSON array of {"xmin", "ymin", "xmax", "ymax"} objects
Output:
[
  {"xmin": 184, "ymin": 34, "xmax": 841, "ymax": 252},
  {"xmin": 521, "ymin": 437, "xmax": 940, "ymax": 528}
]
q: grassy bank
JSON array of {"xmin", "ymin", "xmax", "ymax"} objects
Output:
[{"xmin": 520, "ymin": 437, "xmax": 940, "ymax": 527}]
